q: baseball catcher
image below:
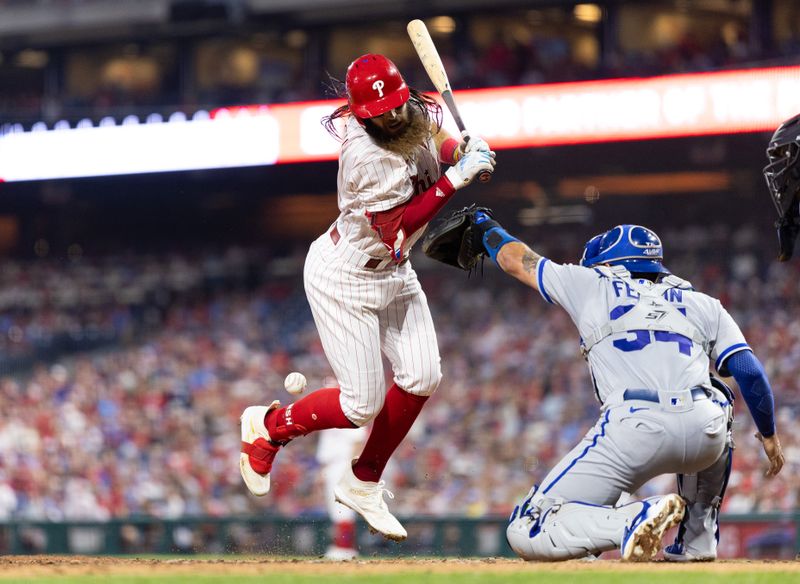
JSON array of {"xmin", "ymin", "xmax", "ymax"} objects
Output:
[
  {"xmin": 764, "ymin": 113, "xmax": 800, "ymax": 260},
  {"xmin": 429, "ymin": 207, "xmax": 784, "ymax": 562}
]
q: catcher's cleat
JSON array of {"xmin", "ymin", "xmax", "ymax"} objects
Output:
[
  {"xmin": 663, "ymin": 542, "xmax": 715, "ymax": 562},
  {"xmin": 334, "ymin": 463, "xmax": 407, "ymax": 541},
  {"xmin": 621, "ymin": 494, "xmax": 685, "ymax": 562},
  {"xmin": 239, "ymin": 401, "xmax": 282, "ymax": 496}
]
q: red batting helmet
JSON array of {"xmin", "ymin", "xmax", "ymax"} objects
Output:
[{"xmin": 346, "ymin": 54, "xmax": 410, "ymax": 119}]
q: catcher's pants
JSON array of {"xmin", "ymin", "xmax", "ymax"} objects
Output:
[
  {"xmin": 303, "ymin": 231, "xmax": 442, "ymax": 427},
  {"xmin": 507, "ymin": 387, "xmax": 728, "ymax": 561},
  {"xmin": 667, "ymin": 437, "xmax": 733, "ymax": 559}
]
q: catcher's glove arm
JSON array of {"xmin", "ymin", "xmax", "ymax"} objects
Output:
[
  {"xmin": 471, "ymin": 211, "xmax": 548, "ymax": 292},
  {"xmin": 422, "ymin": 204, "xmax": 492, "ymax": 271},
  {"xmin": 422, "ymin": 206, "xmax": 521, "ymax": 273}
]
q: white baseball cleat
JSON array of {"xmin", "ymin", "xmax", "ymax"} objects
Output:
[
  {"xmin": 334, "ymin": 464, "xmax": 407, "ymax": 542},
  {"xmin": 663, "ymin": 542, "xmax": 716, "ymax": 562},
  {"xmin": 239, "ymin": 401, "xmax": 282, "ymax": 496},
  {"xmin": 621, "ymin": 494, "xmax": 685, "ymax": 562}
]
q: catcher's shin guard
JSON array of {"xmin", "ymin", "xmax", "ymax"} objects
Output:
[
  {"xmin": 666, "ymin": 442, "xmax": 733, "ymax": 561},
  {"xmin": 507, "ymin": 498, "xmax": 650, "ymax": 561},
  {"xmin": 667, "ymin": 377, "xmax": 734, "ymax": 561}
]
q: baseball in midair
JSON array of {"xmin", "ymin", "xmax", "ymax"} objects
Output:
[{"xmin": 284, "ymin": 372, "xmax": 307, "ymax": 395}]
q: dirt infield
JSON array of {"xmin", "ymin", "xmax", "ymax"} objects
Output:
[{"xmin": 0, "ymin": 556, "xmax": 797, "ymax": 578}]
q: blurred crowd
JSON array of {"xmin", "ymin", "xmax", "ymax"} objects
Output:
[
  {"xmin": 57, "ymin": 31, "xmax": 800, "ymax": 116},
  {"xmin": 0, "ymin": 248, "xmax": 258, "ymax": 371},
  {"xmin": 0, "ymin": 221, "xmax": 797, "ymax": 523},
  {"xmin": 3, "ymin": 8, "xmax": 800, "ymax": 125},
  {"xmin": 415, "ymin": 28, "xmax": 800, "ymax": 94}
]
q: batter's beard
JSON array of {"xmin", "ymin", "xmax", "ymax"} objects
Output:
[{"xmin": 364, "ymin": 105, "xmax": 431, "ymax": 158}]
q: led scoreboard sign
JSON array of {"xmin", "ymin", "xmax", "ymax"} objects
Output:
[{"xmin": 1, "ymin": 65, "xmax": 799, "ymax": 182}]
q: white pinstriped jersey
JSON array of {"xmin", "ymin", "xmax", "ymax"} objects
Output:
[
  {"xmin": 536, "ymin": 260, "xmax": 749, "ymax": 403},
  {"xmin": 302, "ymin": 113, "xmax": 444, "ymax": 427},
  {"xmin": 335, "ymin": 116, "xmax": 441, "ymax": 258}
]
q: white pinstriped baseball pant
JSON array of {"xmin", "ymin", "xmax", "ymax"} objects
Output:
[{"xmin": 303, "ymin": 228, "xmax": 442, "ymax": 427}]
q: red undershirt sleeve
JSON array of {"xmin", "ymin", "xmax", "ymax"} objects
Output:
[{"xmin": 367, "ymin": 174, "xmax": 457, "ymax": 261}]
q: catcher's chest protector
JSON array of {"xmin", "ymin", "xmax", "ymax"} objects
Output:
[{"xmin": 581, "ymin": 278, "xmax": 708, "ymax": 357}]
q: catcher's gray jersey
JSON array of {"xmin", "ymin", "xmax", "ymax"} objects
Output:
[
  {"xmin": 536, "ymin": 261, "xmax": 748, "ymax": 402},
  {"xmin": 507, "ymin": 261, "xmax": 734, "ymax": 561}
]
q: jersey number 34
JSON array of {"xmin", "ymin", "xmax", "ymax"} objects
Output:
[{"xmin": 610, "ymin": 307, "xmax": 692, "ymax": 356}]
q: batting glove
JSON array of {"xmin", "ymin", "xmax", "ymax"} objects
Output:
[
  {"xmin": 445, "ymin": 150, "xmax": 496, "ymax": 189},
  {"xmin": 461, "ymin": 131, "xmax": 495, "ymax": 158}
]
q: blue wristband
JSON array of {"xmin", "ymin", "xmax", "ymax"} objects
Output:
[{"xmin": 483, "ymin": 226, "xmax": 520, "ymax": 264}]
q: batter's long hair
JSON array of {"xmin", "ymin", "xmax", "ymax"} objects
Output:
[{"xmin": 321, "ymin": 85, "xmax": 443, "ymax": 142}]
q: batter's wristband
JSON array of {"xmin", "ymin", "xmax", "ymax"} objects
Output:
[
  {"xmin": 440, "ymin": 137, "xmax": 461, "ymax": 164},
  {"xmin": 482, "ymin": 226, "xmax": 520, "ymax": 264}
]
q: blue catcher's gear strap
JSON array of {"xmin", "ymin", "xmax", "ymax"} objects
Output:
[
  {"xmin": 724, "ymin": 349, "xmax": 776, "ymax": 437},
  {"xmin": 473, "ymin": 210, "xmax": 520, "ymax": 265}
]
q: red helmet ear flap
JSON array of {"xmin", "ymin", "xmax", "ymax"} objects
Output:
[{"xmin": 346, "ymin": 54, "xmax": 410, "ymax": 119}]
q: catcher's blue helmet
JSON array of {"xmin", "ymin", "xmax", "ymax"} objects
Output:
[{"xmin": 580, "ymin": 224, "xmax": 669, "ymax": 275}]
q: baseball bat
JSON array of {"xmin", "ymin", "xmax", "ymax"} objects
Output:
[{"xmin": 407, "ymin": 19, "xmax": 492, "ymax": 183}]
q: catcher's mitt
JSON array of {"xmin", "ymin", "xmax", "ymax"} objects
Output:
[{"xmin": 422, "ymin": 204, "xmax": 493, "ymax": 271}]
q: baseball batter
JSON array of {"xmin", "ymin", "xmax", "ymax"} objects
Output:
[
  {"xmin": 239, "ymin": 54, "xmax": 495, "ymax": 540},
  {"xmin": 466, "ymin": 217, "xmax": 784, "ymax": 561}
]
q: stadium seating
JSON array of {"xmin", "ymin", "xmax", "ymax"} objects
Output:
[{"xmin": 0, "ymin": 222, "xmax": 796, "ymax": 521}]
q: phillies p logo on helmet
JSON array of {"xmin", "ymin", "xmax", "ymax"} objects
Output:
[{"xmin": 346, "ymin": 54, "xmax": 410, "ymax": 119}]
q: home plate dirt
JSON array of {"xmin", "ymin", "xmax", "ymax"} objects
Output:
[{"xmin": 0, "ymin": 556, "xmax": 797, "ymax": 578}]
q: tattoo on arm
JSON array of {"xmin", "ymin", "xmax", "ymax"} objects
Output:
[{"xmin": 521, "ymin": 249, "xmax": 541, "ymax": 275}]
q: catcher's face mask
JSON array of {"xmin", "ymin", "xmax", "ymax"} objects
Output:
[{"xmin": 764, "ymin": 114, "xmax": 800, "ymax": 261}]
